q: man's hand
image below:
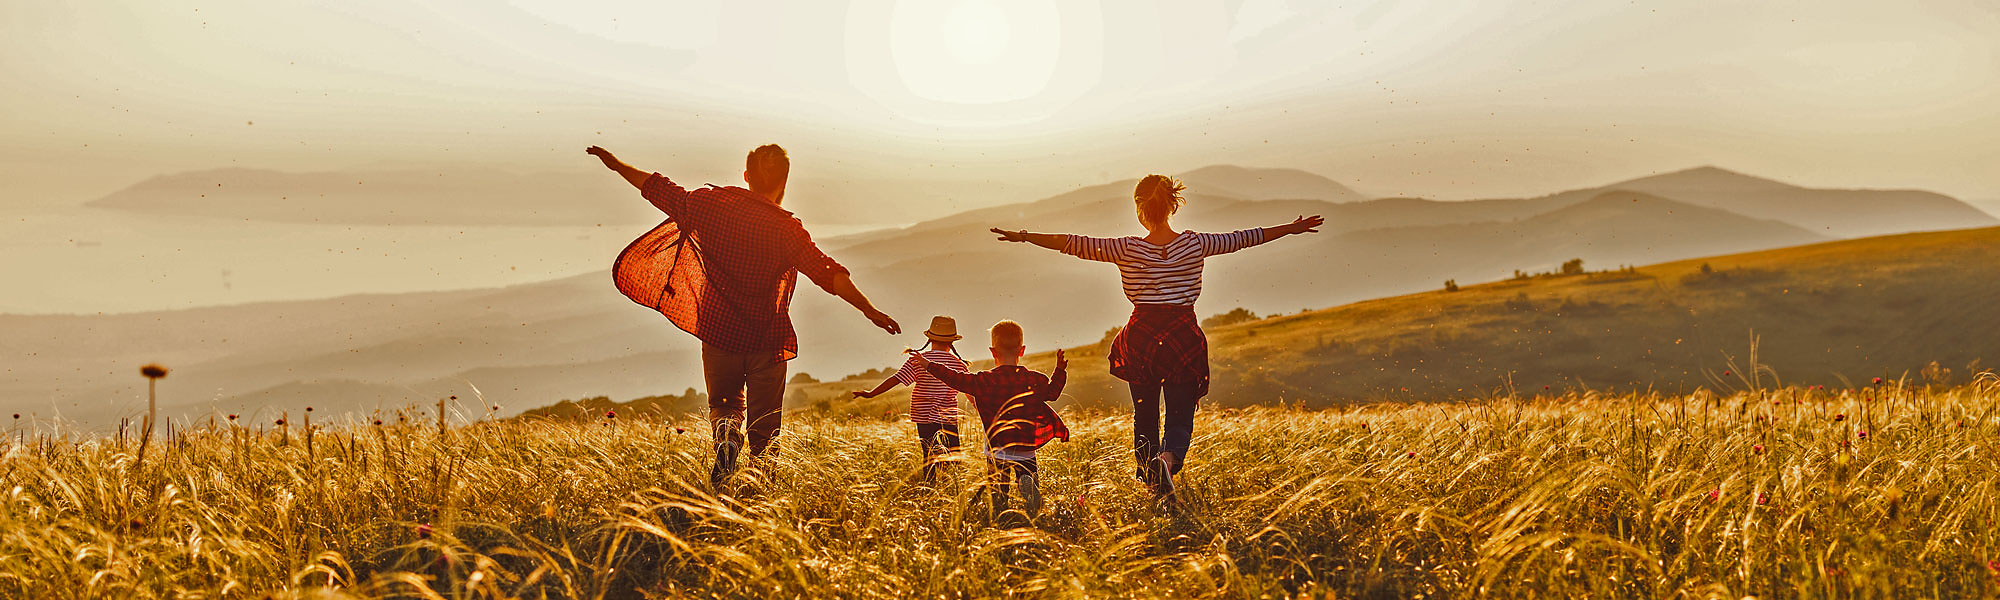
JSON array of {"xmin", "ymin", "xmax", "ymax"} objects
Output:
[
  {"xmin": 586, "ymin": 146, "xmax": 619, "ymax": 169},
  {"xmin": 588, "ymin": 146, "xmax": 650, "ymax": 189},
  {"xmin": 991, "ymin": 228, "xmax": 1028, "ymax": 243},
  {"xmin": 865, "ymin": 309, "xmax": 901, "ymax": 335}
]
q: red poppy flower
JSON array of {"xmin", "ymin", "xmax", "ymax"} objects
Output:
[
  {"xmin": 1872, "ymin": 377, "xmax": 1883, "ymax": 385},
  {"xmin": 1723, "ymin": 370, "xmax": 1732, "ymax": 377},
  {"xmin": 1757, "ymin": 493, "xmax": 1769, "ymax": 506},
  {"xmin": 1834, "ymin": 413, "xmax": 1846, "ymax": 422},
  {"xmin": 1405, "ymin": 451, "xmax": 1417, "ymax": 459},
  {"xmin": 275, "ymin": 418, "xmax": 286, "ymax": 426},
  {"xmin": 1752, "ymin": 444, "xmax": 1765, "ymax": 455},
  {"xmin": 1706, "ymin": 489, "xmax": 1720, "ymax": 503},
  {"xmin": 605, "ymin": 410, "xmax": 617, "ymax": 419},
  {"xmin": 227, "ymin": 414, "xmax": 238, "ymax": 421},
  {"xmin": 1857, "ymin": 431, "xmax": 1868, "ymax": 440},
  {"xmin": 416, "ymin": 523, "xmax": 433, "ymax": 539}
]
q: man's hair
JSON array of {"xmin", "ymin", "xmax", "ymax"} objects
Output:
[
  {"xmin": 745, "ymin": 144, "xmax": 790, "ymax": 192},
  {"xmin": 990, "ymin": 320, "xmax": 1024, "ymax": 350},
  {"xmin": 1134, "ymin": 174, "xmax": 1186, "ymax": 228}
]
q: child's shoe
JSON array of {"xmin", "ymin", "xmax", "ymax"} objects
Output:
[{"xmin": 1019, "ymin": 470, "xmax": 1043, "ymax": 517}]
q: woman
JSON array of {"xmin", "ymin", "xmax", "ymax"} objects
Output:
[{"xmin": 990, "ymin": 174, "xmax": 1323, "ymax": 505}]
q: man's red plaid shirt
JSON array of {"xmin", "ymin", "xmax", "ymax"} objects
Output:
[{"xmin": 612, "ymin": 174, "xmax": 848, "ymax": 361}]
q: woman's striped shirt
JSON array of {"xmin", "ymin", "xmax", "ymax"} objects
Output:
[
  {"xmin": 895, "ymin": 349, "xmax": 967, "ymax": 424},
  {"xmin": 1062, "ymin": 229, "xmax": 1267, "ymax": 306}
]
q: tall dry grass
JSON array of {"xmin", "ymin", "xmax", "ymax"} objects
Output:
[{"xmin": 3, "ymin": 380, "xmax": 1998, "ymax": 599}]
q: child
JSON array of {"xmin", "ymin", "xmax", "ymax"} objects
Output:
[
  {"xmin": 912, "ymin": 320, "xmax": 1069, "ymax": 519},
  {"xmin": 852, "ymin": 316, "xmax": 971, "ymax": 478}
]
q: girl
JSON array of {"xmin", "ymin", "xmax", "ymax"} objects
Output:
[
  {"xmin": 852, "ymin": 316, "xmax": 971, "ymax": 478},
  {"xmin": 990, "ymin": 175, "xmax": 1323, "ymax": 506}
]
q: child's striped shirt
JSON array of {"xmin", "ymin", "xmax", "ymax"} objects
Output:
[{"xmin": 896, "ymin": 349, "xmax": 967, "ymax": 424}]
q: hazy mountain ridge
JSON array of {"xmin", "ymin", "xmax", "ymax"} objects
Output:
[
  {"xmin": 1514, "ymin": 166, "xmax": 1995, "ymax": 237},
  {"xmin": 11, "ymin": 165, "xmax": 1986, "ymax": 427}
]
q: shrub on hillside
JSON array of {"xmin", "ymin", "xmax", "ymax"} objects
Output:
[
  {"xmin": 1561, "ymin": 258, "xmax": 1585, "ymax": 276},
  {"xmin": 1444, "ymin": 279, "xmax": 1460, "ymax": 292},
  {"xmin": 790, "ymin": 372, "xmax": 819, "ymax": 385},
  {"xmin": 1203, "ymin": 307, "xmax": 1260, "ymax": 329}
]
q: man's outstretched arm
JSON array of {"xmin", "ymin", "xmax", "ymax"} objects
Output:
[
  {"xmin": 586, "ymin": 146, "xmax": 650, "ymax": 189},
  {"xmin": 825, "ymin": 271, "xmax": 901, "ymax": 335}
]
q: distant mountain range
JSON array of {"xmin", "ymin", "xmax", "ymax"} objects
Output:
[
  {"xmin": 13, "ymin": 165, "xmax": 1993, "ymax": 427},
  {"xmin": 84, "ymin": 166, "xmax": 1039, "ymax": 227}
]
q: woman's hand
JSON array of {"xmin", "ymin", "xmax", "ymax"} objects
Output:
[
  {"xmin": 991, "ymin": 228, "xmax": 1029, "ymax": 243},
  {"xmin": 1276, "ymin": 215, "xmax": 1325, "ymax": 236}
]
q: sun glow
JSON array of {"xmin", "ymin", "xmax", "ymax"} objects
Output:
[{"xmin": 888, "ymin": 0, "xmax": 1061, "ymax": 104}]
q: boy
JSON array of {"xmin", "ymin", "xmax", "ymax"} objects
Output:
[{"xmin": 912, "ymin": 320, "xmax": 1069, "ymax": 519}]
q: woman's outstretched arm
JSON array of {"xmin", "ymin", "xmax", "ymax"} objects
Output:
[
  {"xmin": 1196, "ymin": 215, "xmax": 1324, "ymax": 257},
  {"xmin": 990, "ymin": 228, "xmax": 1069, "ymax": 251},
  {"xmin": 1262, "ymin": 215, "xmax": 1325, "ymax": 241}
]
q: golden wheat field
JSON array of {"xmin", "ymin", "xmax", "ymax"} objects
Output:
[{"xmin": 4, "ymin": 379, "xmax": 1999, "ymax": 599}]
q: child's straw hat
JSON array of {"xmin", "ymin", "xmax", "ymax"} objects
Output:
[{"xmin": 923, "ymin": 316, "xmax": 963, "ymax": 342}]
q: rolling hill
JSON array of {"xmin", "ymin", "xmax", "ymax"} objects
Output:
[{"xmin": 776, "ymin": 226, "xmax": 2000, "ymax": 419}]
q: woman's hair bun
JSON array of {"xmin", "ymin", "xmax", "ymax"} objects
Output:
[{"xmin": 1134, "ymin": 174, "xmax": 1186, "ymax": 226}]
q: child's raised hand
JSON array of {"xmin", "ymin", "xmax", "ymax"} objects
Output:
[{"xmin": 1055, "ymin": 349, "xmax": 1067, "ymax": 371}]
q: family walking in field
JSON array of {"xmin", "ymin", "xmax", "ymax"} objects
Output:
[{"xmin": 587, "ymin": 143, "xmax": 1323, "ymax": 515}]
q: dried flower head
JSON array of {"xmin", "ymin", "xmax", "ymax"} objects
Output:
[{"xmin": 140, "ymin": 364, "xmax": 169, "ymax": 379}]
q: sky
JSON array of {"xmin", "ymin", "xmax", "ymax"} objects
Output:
[{"xmin": 2, "ymin": 0, "xmax": 1997, "ymax": 213}]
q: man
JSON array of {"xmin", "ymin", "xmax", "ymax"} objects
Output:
[{"xmin": 587, "ymin": 144, "xmax": 901, "ymax": 488}]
